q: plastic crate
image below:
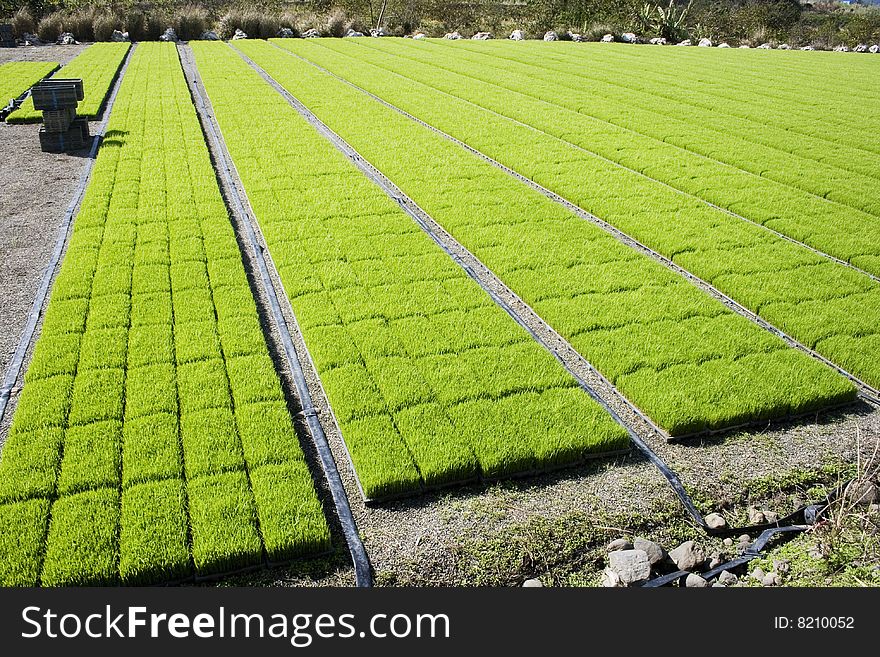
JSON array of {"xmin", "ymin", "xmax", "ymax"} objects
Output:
[
  {"xmin": 42, "ymin": 107, "xmax": 77, "ymax": 133},
  {"xmin": 39, "ymin": 121, "xmax": 87, "ymax": 153},
  {"xmin": 31, "ymin": 79, "xmax": 84, "ymax": 111}
]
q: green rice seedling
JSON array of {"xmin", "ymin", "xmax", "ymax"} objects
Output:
[
  {"xmin": 235, "ymin": 401, "xmax": 303, "ymax": 468},
  {"xmin": 187, "ymin": 471, "xmax": 263, "ymax": 575},
  {"xmin": 337, "ymin": 415, "xmax": 422, "ymax": 499},
  {"xmin": 23, "ymin": 333, "xmax": 80, "ymax": 382},
  {"xmin": 393, "ymin": 404, "xmax": 479, "ymax": 486},
  {"xmin": 306, "ymin": 324, "xmax": 363, "ymax": 371},
  {"xmin": 318, "ymin": 363, "xmax": 387, "ymax": 424},
  {"xmin": 180, "ymin": 407, "xmax": 245, "ymax": 478},
  {"xmin": 0, "ymin": 61, "xmax": 58, "ymax": 107},
  {"xmin": 250, "ymin": 463, "xmax": 331, "ymax": 561},
  {"xmin": 217, "ymin": 315, "xmax": 268, "ymax": 358},
  {"xmin": 174, "ymin": 320, "xmax": 222, "ymax": 364},
  {"xmin": 8, "ymin": 43, "xmax": 129, "ymax": 122},
  {"xmin": 67, "ymin": 368, "xmax": 125, "ymax": 426},
  {"xmin": 56, "ymin": 420, "xmax": 122, "ymax": 495},
  {"xmin": 269, "ymin": 38, "xmax": 880, "ymax": 390},
  {"xmin": 78, "ymin": 327, "xmax": 128, "ymax": 370},
  {"xmin": 0, "ymin": 44, "xmax": 329, "ymax": 585},
  {"xmin": 0, "ymin": 427, "xmax": 63, "ymax": 503},
  {"xmin": 126, "ymin": 323, "xmax": 174, "ymax": 367},
  {"xmin": 121, "ymin": 413, "xmax": 182, "ymax": 487},
  {"xmin": 119, "ymin": 479, "xmax": 190, "ymax": 585},
  {"xmin": 226, "ymin": 354, "xmax": 286, "ymax": 407},
  {"xmin": 11, "ymin": 375, "xmax": 73, "ymax": 432},
  {"xmin": 125, "ymin": 363, "xmax": 176, "ymax": 419},
  {"xmin": 0, "ymin": 498, "xmax": 51, "ymax": 586},
  {"xmin": 363, "ymin": 356, "xmax": 433, "ymax": 412},
  {"xmin": 40, "ymin": 488, "xmax": 119, "ymax": 586}
]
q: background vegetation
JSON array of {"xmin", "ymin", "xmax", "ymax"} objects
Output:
[{"xmin": 1, "ymin": 1, "xmax": 878, "ymax": 50}]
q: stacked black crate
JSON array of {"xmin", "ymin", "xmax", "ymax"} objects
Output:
[
  {"xmin": 0, "ymin": 25, "xmax": 15, "ymax": 48},
  {"xmin": 32, "ymin": 78, "xmax": 90, "ymax": 153}
]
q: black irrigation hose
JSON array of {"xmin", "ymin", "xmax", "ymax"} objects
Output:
[
  {"xmin": 179, "ymin": 44, "xmax": 372, "ymax": 588},
  {"xmin": 275, "ymin": 43, "xmax": 880, "ymax": 411},
  {"xmin": 241, "ymin": 44, "xmax": 869, "ymax": 587},
  {"xmin": 0, "ymin": 45, "xmax": 135, "ymax": 428}
]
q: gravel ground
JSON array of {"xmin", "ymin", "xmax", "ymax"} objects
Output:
[
  {"xmin": 0, "ymin": 122, "xmax": 90, "ymax": 379},
  {"xmin": 0, "ymin": 43, "xmax": 88, "ymax": 65}
]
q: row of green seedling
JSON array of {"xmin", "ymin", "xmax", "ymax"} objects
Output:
[
  {"xmin": 0, "ymin": 42, "xmax": 329, "ymax": 587},
  {"xmin": 192, "ymin": 40, "xmax": 630, "ymax": 501},
  {"xmin": 274, "ymin": 38, "xmax": 880, "ymax": 390},
  {"xmin": 233, "ymin": 39, "xmax": 856, "ymax": 440}
]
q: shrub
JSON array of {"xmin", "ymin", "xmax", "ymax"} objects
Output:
[
  {"xmin": 326, "ymin": 7, "xmax": 349, "ymax": 37},
  {"xmin": 93, "ymin": 13, "xmax": 119, "ymax": 42},
  {"xmin": 36, "ymin": 12, "xmax": 63, "ymax": 43},
  {"xmin": 64, "ymin": 7, "xmax": 99, "ymax": 42},
  {"xmin": 218, "ymin": 9, "xmax": 281, "ymax": 39},
  {"xmin": 173, "ymin": 4, "xmax": 209, "ymax": 41},
  {"xmin": 12, "ymin": 7, "xmax": 35, "ymax": 38}
]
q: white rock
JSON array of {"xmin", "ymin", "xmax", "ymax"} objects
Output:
[
  {"xmin": 762, "ymin": 572, "xmax": 781, "ymax": 586},
  {"xmin": 201, "ymin": 30, "xmax": 220, "ymax": 40},
  {"xmin": 834, "ymin": 45, "xmax": 849, "ymax": 52},
  {"xmin": 111, "ymin": 30, "xmax": 130, "ymax": 42},
  {"xmin": 750, "ymin": 566, "xmax": 766, "ymax": 582},
  {"xmin": 677, "ymin": 39, "xmax": 692, "ymax": 46},
  {"xmin": 748, "ymin": 508, "xmax": 766, "ymax": 525},
  {"xmin": 705, "ymin": 513, "xmax": 727, "ymax": 529},
  {"xmin": 370, "ymin": 28, "xmax": 389, "ymax": 37},
  {"xmin": 568, "ymin": 32, "xmax": 585, "ymax": 42},
  {"xmin": 345, "ymin": 28, "xmax": 365, "ymax": 37},
  {"xmin": 522, "ymin": 578, "xmax": 543, "ymax": 587},
  {"xmin": 800, "ymin": 45, "xmax": 814, "ymax": 51},
  {"xmin": 764, "ymin": 510, "xmax": 779, "ymax": 524},
  {"xmin": 601, "ymin": 34, "xmax": 614, "ymax": 43},
  {"xmin": 543, "ymin": 30, "xmax": 558, "ymax": 42},
  {"xmin": 621, "ymin": 32, "xmax": 639, "ymax": 43},
  {"xmin": 709, "ymin": 553, "xmax": 724, "ymax": 569},
  {"xmin": 685, "ymin": 573, "xmax": 709, "ymax": 587},
  {"xmin": 444, "ymin": 31, "xmax": 462, "ymax": 40},
  {"xmin": 778, "ymin": 43, "xmax": 790, "ymax": 50},
  {"xmin": 870, "ymin": 45, "xmax": 879, "ymax": 54},
  {"xmin": 649, "ymin": 37, "xmax": 667, "ymax": 45},
  {"xmin": 773, "ymin": 559, "xmax": 791, "ymax": 574},
  {"xmin": 846, "ymin": 481, "xmax": 879, "ymax": 505},
  {"xmin": 302, "ymin": 28, "xmax": 321, "ymax": 38},
  {"xmin": 712, "ymin": 582, "xmax": 726, "ymax": 587},
  {"xmin": 607, "ymin": 538, "xmax": 633, "ymax": 552},
  {"xmin": 609, "ymin": 549, "xmax": 651, "ymax": 585},
  {"xmin": 471, "ymin": 31, "xmax": 493, "ymax": 40},
  {"xmin": 277, "ymin": 27, "xmax": 295, "ymax": 38},
  {"xmin": 232, "ymin": 28, "xmax": 248, "ymax": 40},
  {"xmin": 854, "ymin": 43, "xmax": 868, "ymax": 53},
  {"xmin": 739, "ymin": 44, "xmax": 751, "ymax": 48},
  {"xmin": 633, "ymin": 537, "xmax": 665, "ymax": 565},
  {"xmin": 509, "ymin": 29, "xmax": 525, "ymax": 41},
  {"xmin": 669, "ymin": 541, "xmax": 704, "ymax": 571},
  {"xmin": 413, "ymin": 32, "xmax": 426, "ymax": 40},
  {"xmin": 601, "ymin": 567, "xmax": 623, "ymax": 587},
  {"xmin": 757, "ymin": 43, "xmax": 772, "ymax": 49},
  {"xmin": 698, "ymin": 37, "xmax": 712, "ymax": 47},
  {"xmin": 159, "ymin": 27, "xmax": 178, "ymax": 42},
  {"xmin": 723, "ymin": 537, "xmax": 734, "ymax": 547},
  {"xmin": 717, "ymin": 42, "xmax": 730, "ymax": 48},
  {"xmin": 55, "ymin": 32, "xmax": 75, "ymax": 45},
  {"xmin": 718, "ymin": 570, "xmax": 738, "ymax": 585}
]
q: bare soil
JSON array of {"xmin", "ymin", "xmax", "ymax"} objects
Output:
[{"xmin": 0, "ymin": 43, "xmax": 88, "ymax": 66}]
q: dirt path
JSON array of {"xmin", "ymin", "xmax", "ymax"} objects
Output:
[
  {"xmin": 0, "ymin": 43, "xmax": 88, "ymax": 65},
  {"xmin": 0, "ymin": 123, "xmax": 89, "ymax": 403}
]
